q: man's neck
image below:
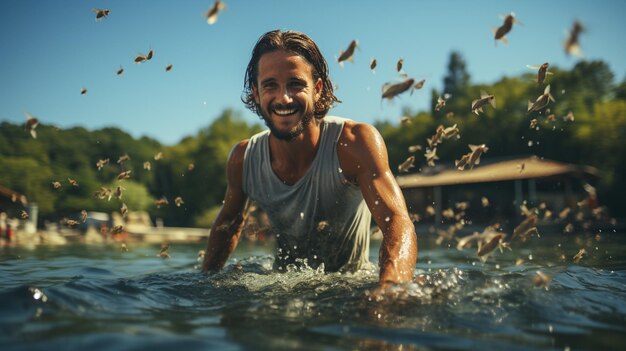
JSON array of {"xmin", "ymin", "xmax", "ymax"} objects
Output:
[{"xmin": 269, "ymin": 119, "xmax": 323, "ymax": 174}]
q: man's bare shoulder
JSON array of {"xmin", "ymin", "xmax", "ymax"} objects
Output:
[
  {"xmin": 227, "ymin": 139, "xmax": 250, "ymax": 172},
  {"xmin": 230, "ymin": 139, "xmax": 249, "ymax": 159},
  {"xmin": 337, "ymin": 120, "xmax": 388, "ymax": 182},
  {"xmin": 339, "ymin": 120, "xmax": 386, "ymax": 155}
]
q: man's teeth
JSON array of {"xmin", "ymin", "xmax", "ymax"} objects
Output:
[{"xmin": 274, "ymin": 108, "xmax": 297, "ymax": 116}]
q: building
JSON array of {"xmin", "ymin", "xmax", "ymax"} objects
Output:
[
  {"xmin": 396, "ymin": 156, "xmax": 599, "ymax": 226},
  {"xmin": 0, "ymin": 185, "xmax": 26, "ymax": 212},
  {"xmin": 0, "ymin": 184, "xmax": 37, "ymax": 234}
]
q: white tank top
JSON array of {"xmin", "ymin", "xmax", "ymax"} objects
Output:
[{"xmin": 242, "ymin": 116, "xmax": 371, "ymax": 272}]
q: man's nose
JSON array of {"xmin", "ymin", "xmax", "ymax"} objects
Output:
[{"xmin": 277, "ymin": 87, "xmax": 293, "ymax": 104}]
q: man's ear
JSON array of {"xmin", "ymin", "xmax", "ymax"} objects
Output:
[
  {"xmin": 252, "ymin": 84, "xmax": 260, "ymax": 104},
  {"xmin": 314, "ymin": 78, "xmax": 323, "ymax": 100}
]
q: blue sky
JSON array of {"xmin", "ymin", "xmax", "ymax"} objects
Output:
[{"xmin": 1, "ymin": 0, "xmax": 625, "ymax": 145}]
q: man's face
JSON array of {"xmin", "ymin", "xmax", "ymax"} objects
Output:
[{"xmin": 253, "ymin": 50, "xmax": 322, "ymax": 141}]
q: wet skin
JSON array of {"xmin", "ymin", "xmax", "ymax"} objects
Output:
[{"xmin": 202, "ymin": 50, "xmax": 417, "ymax": 288}]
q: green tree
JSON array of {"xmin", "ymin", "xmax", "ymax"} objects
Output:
[
  {"xmin": 443, "ymin": 51, "xmax": 471, "ymax": 98},
  {"xmin": 0, "ymin": 157, "xmax": 55, "ymax": 216},
  {"xmin": 154, "ymin": 109, "xmax": 262, "ymax": 226},
  {"xmin": 615, "ymin": 76, "xmax": 626, "ymax": 101}
]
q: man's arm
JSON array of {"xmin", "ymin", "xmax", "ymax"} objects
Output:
[
  {"xmin": 202, "ymin": 140, "xmax": 249, "ymax": 272},
  {"xmin": 339, "ymin": 122, "xmax": 418, "ymax": 287}
]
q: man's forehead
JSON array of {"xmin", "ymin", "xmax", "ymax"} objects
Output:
[{"xmin": 257, "ymin": 50, "xmax": 314, "ymax": 78}]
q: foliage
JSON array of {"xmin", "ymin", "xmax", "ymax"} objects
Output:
[
  {"xmin": 2, "ymin": 55, "xmax": 625, "ymax": 223},
  {"xmin": 0, "ymin": 110, "xmax": 262, "ymax": 225},
  {"xmin": 379, "ymin": 53, "xmax": 626, "ymax": 216},
  {"xmin": 0, "ymin": 156, "xmax": 55, "ymax": 215},
  {"xmin": 154, "ymin": 109, "xmax": 262, "ymax": 226},
  {"xmin": 193, "ymin": 205, "xmax": 222, "ymax": 228},
  {"xmin": 443, "ymin": 51, "xmax": 471, "ymax": 98}
]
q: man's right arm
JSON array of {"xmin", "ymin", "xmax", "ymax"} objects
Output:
[{"xmin": 201, "ymin": 140, "xmax": 249, "ymax": 272}]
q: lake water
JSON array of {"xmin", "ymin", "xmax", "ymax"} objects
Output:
[{"xmin": 1, "ymin": 229, "xmax": 625, "ymax": 350}]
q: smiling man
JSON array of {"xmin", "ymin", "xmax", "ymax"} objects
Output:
[{"xmin": 202, "ymin": 30, "xmax": 417, "ymax": 288}]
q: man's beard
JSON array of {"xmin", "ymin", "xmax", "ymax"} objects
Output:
[{"xmin": 260, "ymin": 103, "xmax": 314, "ymax": 142}]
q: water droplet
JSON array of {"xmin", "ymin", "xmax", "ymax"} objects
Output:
[
  {"xmin": 338, "ymin": 167, "xmax": 343, "ymax": 173},
  {"xmin": 375, "ymin": 200, "xmax": 379, "ymax": 205},
  {"xmin": 29, "ymin": 288, "xmax": 47, "ymax": 302},
  {"xmin": 300, "ymin": 212, "xmax": 304, "ymax": 220},
  {"xmin": 528, "ymin": 140, "xmax": 533, "ymax": 147},
  {"xmin": 528, "ymin": 254, "xmax": 533, "ymax": 260},
  {"xmin": 385, "ymin": 216, "xmax": 390, "ymax": 222}
]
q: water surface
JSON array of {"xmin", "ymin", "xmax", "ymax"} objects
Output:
[{"xmin": 1, "ymin": 231, "xmax": 625, "ymax": 350}]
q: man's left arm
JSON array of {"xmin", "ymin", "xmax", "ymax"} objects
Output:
[{"xmin": 339, "ymin": 123, "xmax": 418, "ymax": 287}]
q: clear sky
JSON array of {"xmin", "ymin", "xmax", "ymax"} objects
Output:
[{"xmin": 1, "ymin": 0, "xmax": 625, "ymax": 145}]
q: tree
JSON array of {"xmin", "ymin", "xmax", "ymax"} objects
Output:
[
  {"xmin": 153, "ymin": 109, "xmax": 262, "ymax": 226},
  {"xmin": 573, "ymin": 100, "xmax": 626, "ymax": 214},
  {"xmin": 0, "ymin": 157, "xmax": 55, "ymax": 216},
  {"xmin": 443, "ymin": 51, "xmax": 471, "ymax": 98},
  {"xmin": 549, "ymin": 60, "xmax": 615, "ymax": 116},
  {"xmin": 615, "ymin": 77, "xmax": 626, "ymax": 101}
]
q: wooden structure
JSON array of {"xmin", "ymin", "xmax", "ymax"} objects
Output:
[
  {"xmin": 396, "ymin": 156, "xmax": 599, "ymax": 224},
  {"xmin": 0, "ymin": 185, "xmax": 27, "ymax": 213}
]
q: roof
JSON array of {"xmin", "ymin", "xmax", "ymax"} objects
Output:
[
  {"xmin": 396, "ymin": 156, "xmax": 599, "ymax": 188},
  {"xmin": 0, "ymin": 185, "xmax": 22, "ymax": 199}
]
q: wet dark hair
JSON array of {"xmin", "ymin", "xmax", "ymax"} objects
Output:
[{"xmin": 242, "ymin": 30, "xmax": 340, "ymax": 119}]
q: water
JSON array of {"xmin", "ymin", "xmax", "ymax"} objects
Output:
[{"xmin": 1, "ymin": 231, "xmax": 625, "ymax": 351}]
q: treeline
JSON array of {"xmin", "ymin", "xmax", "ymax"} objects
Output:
[
  {"xmin": 377, "ymin": 55, "xmax": 626, "ymax": 216},
  {"xmin": 1, "ymin": 56, "xmax": 625, "ymax": 226},
  {"xmin": 0, "ymin": 109, "xmax": 262, "ymax": 227}
]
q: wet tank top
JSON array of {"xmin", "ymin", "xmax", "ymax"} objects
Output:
[{"xmin": 242, "ymin": 116, "xmax": 371, "ymax": 272}]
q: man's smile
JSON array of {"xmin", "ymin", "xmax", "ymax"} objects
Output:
[
  {"xmin": 271, "ymin": 104, "xmax": 300, "ymax": 117},
  {"xmin": 272, "ymin": 107, "xmax": 298, "ymax": 116}
]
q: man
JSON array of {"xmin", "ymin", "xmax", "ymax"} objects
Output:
[{"xmin": 202, "ymin": 30, "xmax": 417, "ymax": 288}]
